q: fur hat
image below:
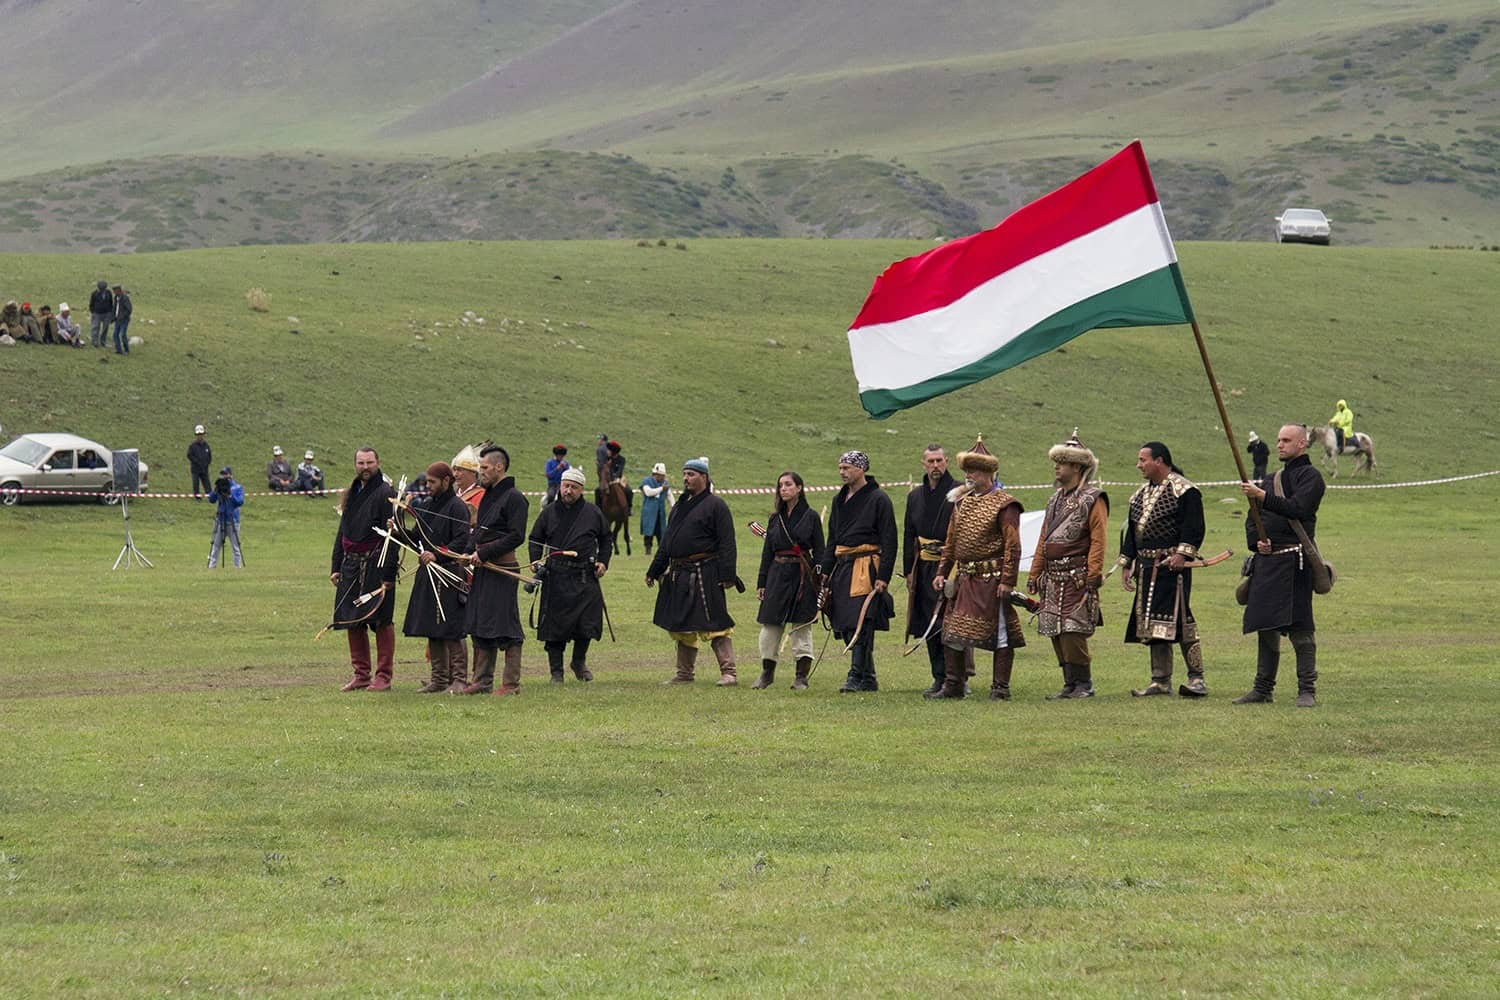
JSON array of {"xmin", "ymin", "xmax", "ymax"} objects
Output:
[
  {"xmin": 451, "ymin": 443, "xmax": 481, "ymax": 473},
  {"xmin": 1048, "ymin": 428, "xmax": 1099, "ymax": 481},
  {"xmin": 561, "ymin": 467, "xmax": 586, "ymax": 486},
  {"xmin": 956, "ymin": 434, "xmax": 999, "ymax": 474}
]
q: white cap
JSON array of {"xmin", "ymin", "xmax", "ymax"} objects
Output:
[
  {"xmin": 652, "ymin": 462, "xmax": 667, "ymax": 475},
  {"xmin": 561, "ymin": 467, "xmax": 586, "ymax": 486},
  {"xmin": 273, "ymin": 445, "xmax": 284, "ymax": 455},
  {"xmin": 194, "ymin": 424, "xmax": 205, "ymax": 434},
  {"xmin": 58, "ymin": 302, "xmax": 70, "ymax": 312},
  {"xmin": 304, "ymin": 450, "xmax": 315, "ymax": 460}
]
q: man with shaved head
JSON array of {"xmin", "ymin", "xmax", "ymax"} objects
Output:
[{"xmin": 1235, "ymin": 424, "xmax": 1327, "ymax": 708}]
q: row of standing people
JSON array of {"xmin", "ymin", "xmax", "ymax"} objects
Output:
[{"xmin": 326, "ymin": 425, "xmax": 1327, "ymax": 705}]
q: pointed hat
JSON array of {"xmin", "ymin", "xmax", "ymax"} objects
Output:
[{"xmin": 956, "ymin": 434, "xmax": 999, "ymax": 474}]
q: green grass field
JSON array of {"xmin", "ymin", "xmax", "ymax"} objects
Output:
[{"xmin": 2, "ymin": 240, "xmax": 1499, "ymax": 995}]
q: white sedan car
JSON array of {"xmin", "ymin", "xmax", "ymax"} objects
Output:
[
  {"xmin": 1275, "ymin": 208, "xmax": 1332, "ymax": 245},
  {"xmin": 0, "ymin": 433, "xmax": 149, "ymax": 506}
]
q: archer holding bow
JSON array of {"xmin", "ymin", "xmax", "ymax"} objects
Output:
[
  {"xmin": 329, "ymin": 447, "xmax": 400, "ymax": 692},
  {"xmin": 817, "ymin": 450, "xmax": 898, "ymax": 694},
  {"xmin": 750, "ymin": 470, "xmax": 824, "ymax": 690}
]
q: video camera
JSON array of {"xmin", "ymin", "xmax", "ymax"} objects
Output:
[{"xmin": 214, "ymin": 476, "xmax": 233, "ymax": 496}]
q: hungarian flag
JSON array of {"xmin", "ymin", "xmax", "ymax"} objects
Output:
[{"xmin": 848, "ymin": 141, "xmax": 1194, "ymax": 419}]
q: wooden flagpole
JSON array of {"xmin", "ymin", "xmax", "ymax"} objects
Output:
[{"xmin": 1189, "ymin": 319, "xmax": 1267, "ymax": 542}]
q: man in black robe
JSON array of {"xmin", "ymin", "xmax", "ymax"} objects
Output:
[
  {"xmin": 819, "ymin": 450, "xmax": 898, "ymax": 693},
  {"xmin": 903, "ymin": 444, "xmax": 959, "ymax": 695},
  {"xmin": 397, "ymin": 461, "xmax": 473, "ymax": 693},
  {"xmin": 330, "ymin": 447, "xmax": 399, "ymax": 691},
  {"xmin": 460, "ymin": 445, "xmax": 530, "ymax": 696},
  {"xmin": 1120, "ymin": 442, "xmax": 1208, "ymax": 698},
  {"xmin": 646, "ymin": 456, "xmax": 740, "ymax": 686},
  {"xmin": 528, "ymin": 467, "xmax": 611, "ymax": 683},
  {"xmin": 1235, "ymin": 424, "xmax": 1327, "ymax": 707}
]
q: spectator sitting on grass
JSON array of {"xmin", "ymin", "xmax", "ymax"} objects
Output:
[
  {"xmin": 55, "ymin": 303, "xmax": 84, "ymax": 347},
  {"xmin": 0, "ymin": 300, "xmax": 20, "ymax": 343},
  {"xmin": 38, "ymin": 305, "xmax": 60, "ymax": 344},
  {"xmin": 296, "ymin": 450, "xmax": 324, "ymax": 494},
  {"xmin": 266, "ymin": 446, "xmax": 294, "ymax": 491},
  {"xmin": 18, "ymin": 302, "xmax": 42, "ymax": 343}
]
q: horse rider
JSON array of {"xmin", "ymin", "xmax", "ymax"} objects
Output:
[{"xmin": 1328, "ymin": 399, "xmax": 1354, "ymax": 453}]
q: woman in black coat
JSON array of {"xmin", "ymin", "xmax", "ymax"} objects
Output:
[{"xmin": 752, "ymin": 471, "xmax": 825, "ymax": 690}]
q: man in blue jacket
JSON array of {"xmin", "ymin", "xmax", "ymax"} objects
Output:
[{"xmin": 208, "ymin": 466, "xmax": 245, "ymax": 569}]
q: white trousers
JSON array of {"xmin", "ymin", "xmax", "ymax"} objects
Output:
[{"xmin": 757, "ymin": 621, "xmax": 814, "ymax": 661}]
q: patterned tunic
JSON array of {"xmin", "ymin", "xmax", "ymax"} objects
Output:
[
  {"xmin": 1029, "ymin": 485, "xmax": 1109, "ymax": 637},
  {"xmin": 1121, "ymin": 472, "xmax": 1205, "ymax": 644},
  {"xmin": 936, "ymin": 486, "xmax": 1026, "ymax": 650}
]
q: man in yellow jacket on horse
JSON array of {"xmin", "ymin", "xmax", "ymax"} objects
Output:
[{"xmin": 1328, "ymin": 400, "xmax": 1354, "ymax": 453}]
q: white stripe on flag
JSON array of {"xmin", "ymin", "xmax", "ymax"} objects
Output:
[{"xmin": 850, "ymin": 203, "xmax": 1177, "ymax": 392}]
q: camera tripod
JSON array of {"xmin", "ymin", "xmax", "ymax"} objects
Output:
[{"xmin": 112, "ymin": 495, "xmax": 154, "ymax": 569}]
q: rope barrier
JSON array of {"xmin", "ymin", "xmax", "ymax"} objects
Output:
[{"xmin": 5, "ymin": 470, "xmax": 1496, "ymax": 502}]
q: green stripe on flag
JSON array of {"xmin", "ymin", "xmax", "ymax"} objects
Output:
[{"xmin": 859, "ymin": 264, "xmax": 1193, "ymax": 419}]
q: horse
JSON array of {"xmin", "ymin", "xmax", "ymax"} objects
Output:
[
  {"xmin": 597, "ymin": 479, "xmax": 633, "ymax": 555},
  {"xmin": 1309, "ymin": 425, "xmax": 1376, "ymax": 478}
]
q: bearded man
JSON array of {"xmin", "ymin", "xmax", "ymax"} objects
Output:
[
  {"xmin": 818, "ymin": 450, "xmax": 898, "ymax": 693},
  {"xmin": 460, "ymin": 445, "xmax": 529, "ymax": 696},
  {"xmin": 330, "ymin": 447, "xmax": 399, "ymax": 691},
  {"xmin": 528, "ymin": 467, "xmax": 611, "ymax": 683},
  {"xmin": 398, "ymin": 461, "xmax": 473, "ymax": 693},
  {"xmin": 1120, "ymin": 442, "xmax": 1207, "ymax": 698},
  {"xmin": 646, "ymin": 457, "xmax": 740, "ymax": 686},
  {"xmin": 1028, "ymin": 430, "xmax": 1109, "ymax": 699},
  {"xmin": 930, "ymin": 437, "xmax": 1025, "ymax": 700}
]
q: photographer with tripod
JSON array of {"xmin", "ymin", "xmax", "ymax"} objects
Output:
[{"xmin": 208, "ymin": 466, "xmax": 245, "ymax": 569}]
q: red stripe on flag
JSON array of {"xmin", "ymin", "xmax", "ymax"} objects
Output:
[{"xmin": 850, "ymin": 141, "xmax": 1162, "ymax": 330}]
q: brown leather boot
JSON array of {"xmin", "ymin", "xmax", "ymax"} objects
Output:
[
  {"xmin": 418, "ymin": 639, "xmax": 448, "ymax": 693},
  {"xmin": 664, "ymin": 641, "xmax": 697, "ymax": 684},
  {"xmin": 711, "ymin": 636, "xmax": 738, "ymax": 686},
  {"xmin": 495, "ymin": 645, "xmax": 523, "ymax": 696},
  {"xmin": 368, "ymin": 624, "xmax": 396, "ymax": 691},
  {"xmin": 989, "ymin": 647, "xmax": 1014, "ymax": 701},
  {"xmin": 463, "ymin": 647, "xmax": 496, "ymax": 694},
  {"xmin": 925, "ymin": 646, "xmax": 966, "ymax": 699},
  {"xmin": 342, "ymin": 627, "xmax": 372, "ymax": 691},
  {"xmin": 792, "ymin": 657, "xmax": 812, "ymax": 690},
  {"xmin": 752, "ymin": 659, "xmax": 776, "ymax": 689},
  {"xmin": 446, "ymin": 639, "xmax": 468, "ymax": 693}
]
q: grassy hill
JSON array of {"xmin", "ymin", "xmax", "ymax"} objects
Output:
[
  {"xmin": 1, "ymin": 239, "xmax": 1496, "ymax": 491},
  {"xmin": 2, "ymin": 1, "xmax": 1499, "ymax": 248},
  {"xmin": 3, "ymin": 239, "xmax": 1499, "ymax": 996}
]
